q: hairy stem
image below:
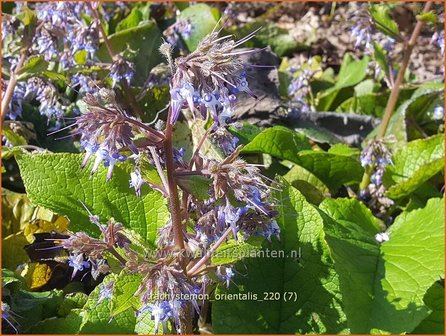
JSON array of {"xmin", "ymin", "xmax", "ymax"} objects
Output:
[
  {"xmin": 107, "ymin": 247, "xmax": 127, "ymax": 266},
  {"xmin": 148, "ymin": 146, "xmax": 170, "ymax": 195},
  {"xmin": 164, "ymin": 111, "xmax": 185, "ymax": 251},
  {"xmin": 187, "ymin": 226, "xmax": 232, "ymax": 276},
  {"xmin": 376, "ymin": 1, "xmax": 432, "ymax": 139},
  {"xmin": 1, "ymin": 50, "xmax": 28, "ymax": 122},
  {"xmin": 88, "ymin": 3, "xmax": 143, "ymax": 119}
]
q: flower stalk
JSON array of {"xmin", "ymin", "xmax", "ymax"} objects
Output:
[
  {"xmin": 360, "ymin": 1, "xmax": 433, "ymax": 191},
  {"xmin": 164, "ymin": 108, "xmax": 186, "ymax": 252},
  {"xmin": 87, "ymin": 2, "xmax": 143, "ymax": 119}
]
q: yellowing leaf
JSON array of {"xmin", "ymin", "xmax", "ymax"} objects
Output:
[
  {"xmin": 24, "ymin": 217, "xmax": 69, "ymax": 243},
  {"xmin": 24, "ymin": 263, "xmax": 53, "ymax": 290},
  {"xmin": 2, "ymin": 232, "xmax": 30, "ymax": 270}
]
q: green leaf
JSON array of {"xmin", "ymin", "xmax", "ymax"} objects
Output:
[
  {"xmin": 2, "ymin": 188, "xmax": 35, "ymax": 236},
  {"xmin": 17, "ymin": 153, "xmax": 169, "ymax": 245},
  {"xmin": 318, "ymin": 54, "xmax": 370, "ymax": 110},
  {"xmin": 241, "ymin": 126, "xmax": 311, "ymax": 162},
  {"xmin": 80, "ymin": 274, "xmax": 136, "ymax": 334},
  {"xmin": 365, "ymin": 85, "xmax": 443, "ymax": 147},
  {"xmin": 17, "ymin": 55, "xmax": 48, "ymax": 78},
  {"xmin": 369, "ymin": 4, "xmax": 401, "ymax": 39},
  {"xmin": 384, "ymin": 134, "xmax": 444, "ymax": 199},
  {"xmin": 319, "ymin": 197, "xmax": 444, "ymax": 333},
  {"xmin": 11, "ymin": 289, "xmax": 65, "ymax": 332},
  {"xmin": 373, "ymin": 42, "xmax": 390, "ymax": 79},
  {"xmin": 327, "ymin": 143, "xmax": 360, "ymax": 157},
  {"xmin": 29, "ymin": 310, "xmax": 85, "ymax": 334},
  {"xmin": 319, "ymin": 198, "xmax": 384, "ymax": 235},
  {"xmin": 111, "ymin": 271, "xmax": 143, "ymax": 316},
  {"xmin": 177, "ymin": 175, "xmax": 212, "ymax": 201},
  {"xmin": 2, "ymin": 268, "xmax": 23, "ymax": 289},
  {"xmin": 57, "ymin": 292, "xmax": 89, "ymax": 317},
  {"xmin": 2, "ymin": 124, "xmax": 27, "ymax": 146},
  {"xmin": 116, "ymin": 7, "xmax": 143, "ymax": 32},
  {"xmin": 412, "ymin": 281, "xmax": 444, "ymax": 334},
  {"xmin": 212, "ymin": 184, "xmax": 347, "ymax": 334},
  {"xmin": 294, "ymin": 150, "xmax": 364, "ymax": 191},
  {"xmin": 283, "ymin": 164, "xmax": 330, "ymax": 204},
  {"xmin": 416, "ymin": 11, "xmax": 438, "ymax": 26},
  {"xmin": 335, "ymin": 54, "xmax": 370, "ymax": 90},
  {"xmin": 134, "ymin": 309, "xmax": 155, "ymax": 334},
  {"xmin": 294, "ymin": 126, "xmax": 342, "ymax": 145},
  {"xmin": 179, "ymin": 4, "xmax": 221, "ymax": 51},
  {"xmin": 228, "ymin": 123, "xmax": 261, "ymax": 145},
  {"xmin": 2, "ymin": 232, "xmax": 30, "ymax": 270},
  {"xmin": 96, "ymin": 21, "xmax": 163, "ymax": 86},
  {"xmin": 211, "ymin": 236, "xmax": 264, "ymax": 266},
  {"xmin": 354, "ymin": 79, "xmax": 375, "ymax": 97},
  {"xmin": 18, "ymin": 4, "xmax": 37, "ymax": 26}
]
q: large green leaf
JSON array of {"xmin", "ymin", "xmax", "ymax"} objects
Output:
[
  {"xmin": 320, "ymin": 197, "xmax": 444, "ymax": 333},
  {"xmin": 384, "ymin": 134, "xmax": 444, "ymax": 199},
  {"xmin": 212, "ymin": 185, "xmax": 347, "ymax": 334},
  {"xmin": 96, "ymin": 21, "xmax": 163, "ymax": 86},
  {"xmin": 111, "ymin": 271, "xmax": 143, "ymax": 316},
  {"xmin": 241, "ymin": 125, "xmax": 311, "ymax": 161},
  {"xmin": 294, "ymin": 150, "xmax": 364, "ymax": 191},
  {"xmin": 16, "ymin": 153, "xmax": 169, "ymax": 245},
  {"xmin": 80, "ymin": 275, "xmax": 136, "ymax": 334},
  {"xmin": 412, "ymin": 281, "xmax": 445, "ymax": 334},
  {"xmin": 283, "ymin": 164, "xmax": 330, "ymax": 205},
  {"xmin": 179, "ymin": 4, "xmax": 221, "ymax": 51}
]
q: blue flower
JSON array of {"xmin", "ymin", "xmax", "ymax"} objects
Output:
[
  {"xmin": 129, "ymin": 169, "xmax": 144, "ymax": 197},
  {"xmin": 68, "ymin": 253, "xmax": 90, "ymax": 279},
  {"xmin": 216, "ymin": 266, "xmax": 235, "ymax": 288},
  {"xmin": 97, "ymin": 281, "xmax": 114, "ymax": 304},
  {"xmin": 109, "ymin": 58, "xmax": 135, "ymax": 87}
]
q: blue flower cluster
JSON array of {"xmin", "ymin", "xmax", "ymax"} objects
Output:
[{"xmin": 34, "ymin": 2, "xmax": 99, "ymax": 67}]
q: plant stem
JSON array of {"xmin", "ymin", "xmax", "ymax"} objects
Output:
[
  {"xmin": 124, "ymin": 117, "xmax": 165, "ymax": 142},
  {"xmin": 148, "ymin": 146, "xmax": 170, "ymax": 195},
  {"xmin": 376, "ymin": 1, "xmax": 432, "ymax": 140},
  {"xmin": 360, "ymin": 2, "xmax": 432, "ymax": 191},
  {"xmin": 108, "ymin": 247, "xmax": 127, "ymax": 266},
  {"xmin": 164, "ymin": 111, "xmax": 185, "ymax": 251},
  {"xmin": 88, "ymin": 3, "xmax": 143, "ymax": 119},
  {"xmin": 1, "ymin": 51, "xmax": 27, "ymax": 122},
  {"xmin": 187, "ymin": 226, "xmax": 232, "ymax": 276}
]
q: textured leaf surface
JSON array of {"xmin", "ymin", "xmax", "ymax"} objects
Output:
[
  {"xmin": 80, "ymin": 275, "xmax": 136, "ymax": 334},
  {"xmin": 283, "ymin": 164, "xmax": 330, "ymax": 204},
  {"xmin": 111, "ymin": 271, "xmax": 143, "ymax": 316},
  {"xmin": 17, "ymin": 153, "xmax": 169, "ymax": 245},
  {"xmin": 241, "ymin": 126, "xmax": 311, "ymax": 162},
  {"xmin": 384, "ymin": 134, "xmax": 444, "ymax": 199},
  {"xmin": 412, "ymin": 281, "xmax": 445, "ymax": 334},
  {"xmin": 294, "ymin": 151, "xmax": 364, "ymax": 191},
  {"xmin": 213, "ymin": 185, "xmax": 347, "ymax": 334},
  {"xmin": 320, "ymin": 197, "xmax": 444, "ymax": 333}
]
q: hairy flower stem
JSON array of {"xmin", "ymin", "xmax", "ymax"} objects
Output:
[
  {"xmin": 1, "ymin": 48, "xmax": 29, "ymax": 122},
  {"xmin": 149, "ymin": 146, "xmax": 169, "ymax": 195},
  {"xmin": 164, "ymin": 110, "xmax": 185, "ymax": 252},
  {"xmin": 360, "ymin": 1, "xmax": 432, "ymax": 191},
  {"xmin": 187, "ymin": 227, "xmax": 232, "ymax": 277},
  {"xmin": 88, "ymin": 3, "xmax": 143, "ymax": 119},
  {"xmin": 108, "ymin": 247, "xmax": 127, "ymax": 266}
]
